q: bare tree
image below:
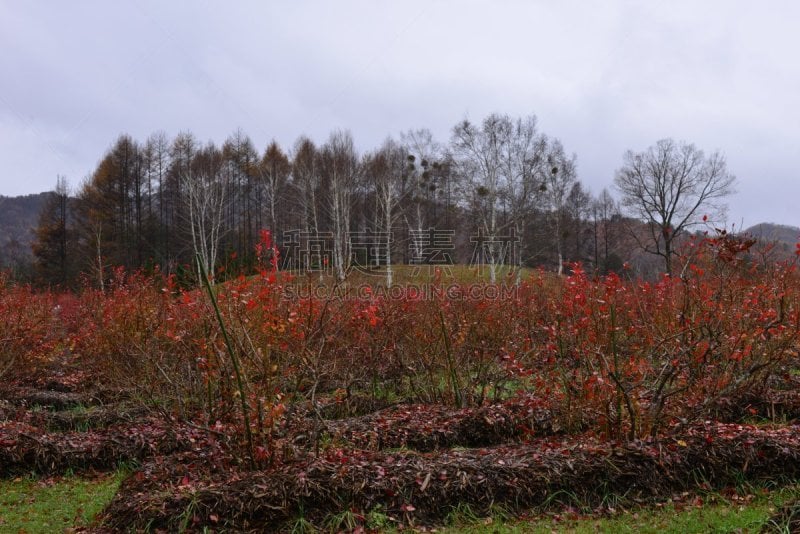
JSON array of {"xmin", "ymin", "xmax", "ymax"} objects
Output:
[
  {"xmin": 291, "ymin": 136, "xmax": 321, "ymax": 236},
  {"xmin": 614, "ymin": 139, "xmax": 736, "ymax": 274},
  {"xmin": 451, "ymin": 115, "xmax": 511, "ymax": 283},
  {"xmin": 541, "ymin": 141, "xmax": 577, "ymax": 275},
  {"xmin": 364, "ymin": 138, "xmax": 407, "ymax": 286},
  {"xmin": 498, "ymin": 116, "xmax": 548, "ymax": 280},
  {"xmin": 143, "ymin": 131, "xmax": 170, "ymax": 264},
  {"xmin": 166, "ymin": 132, "xmax": 198, "ymax": 269},
  {"xmin": 401, "ymin": 129, "xmax": 446, "ymax": 264},
  {"xmin": 222, "ymin": 130, "xmax": 259, "ymax": 262},
  {"xmin": 33, "ymin": 176, "xmax": 71, "ymax": 286},
  {"xmin": 590, "ymin": 188, "xmax": 622, "ymax": 273},
  {"xmin": 258, "ymin": 140, "xmax": 291, "ymax": 242},
  {"xmin": 565, "ymin": 181, "xmax": 591, "ymax": 265},
  {"xmin": 451, "ymin": 114, "xmax": 575, "ymax": 280},
  {"xmin": 185, "ymin": 143, "xmax": 227, "ymax": 283},
  {"xmin": 92, "ymin": 223, "xmax": 106, "ymax": 292},
  {"xmin": 319, "ymin": 130, "xmax": 359, "ymax": 281}
]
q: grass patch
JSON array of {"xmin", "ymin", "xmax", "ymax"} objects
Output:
[
  {"xmin": 284, "ymin": 263, "xmax": 534, "ymax": 288},
  {"xmin": 439, "ymin": 486, "xmax": 800, "ymax": 533},
  {"xmin": 0, "ymin": 472, "xmax": 124, "ymax": 532}
]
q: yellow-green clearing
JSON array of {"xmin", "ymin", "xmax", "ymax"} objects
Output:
[{"xmin": 0, "ymin": 472, "xmax": 124, "ymax": 533}]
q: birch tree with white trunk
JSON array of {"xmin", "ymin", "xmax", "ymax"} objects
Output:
[
  {"xmin": 258, "ymin": 140, "xmax": 291, "ymax": 242},
  {"xmin": 185, "ymin": 144, "xmax": 227, "ymax": 284},
  {"xmin": 451, "ymin": 115, "xmax": 513, "ymax": 283},
  {"xmin": 319, "ymin": 130, "xmax": 358, "ymax": 281},
  {"xmin": 541, "ymin": 140, "xmax": 577, "ymax": 275},
  {"xmin": 364, "ymin": 139, "xmax": 407, "ymax": 286}
]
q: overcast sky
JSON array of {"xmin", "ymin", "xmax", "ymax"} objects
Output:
[{"xmin": 1, "ymin": 1, "xmax": 798, "ymax": 227}]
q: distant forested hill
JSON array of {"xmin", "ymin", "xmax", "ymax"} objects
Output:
[
  {"xmin": 741, "ymin": 222, "xmax": 800, "ymax": 262},
  {"xmin": 0, "ymin": 192, "xmax": 52, "ymax": 271},
  {"xmin": 743, "ymin": 223, "xmax": 800, "ymax": 246}
]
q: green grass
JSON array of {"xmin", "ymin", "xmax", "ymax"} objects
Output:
[
  {"xmin": 283, "ymin": 263, "xmax": 535, "ymax": 287},
  {"xmin": 0, "ymin": 472, "xmax": 124, "ymax": 533},
  {"xmin": 518, "ymin": 503, "xmax": 771, "ymax": 533},
  {"xmin": 438, "ymin": 486, "xmax": 800, "ymax": 533}
]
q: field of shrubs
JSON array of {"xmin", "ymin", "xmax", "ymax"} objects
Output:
[{"xmin": 3, "ymin": 231, "xmax": 800, "ymax": 531}]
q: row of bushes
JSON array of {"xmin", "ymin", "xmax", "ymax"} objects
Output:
[{"xmin": 2, "ymin": 232, "xmax": 798, "ymax": 459}]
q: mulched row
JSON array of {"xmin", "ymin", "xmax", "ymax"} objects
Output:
[
  {"xmin": 278, "ymin": 392, "xmax": 559, "ymax": 453},
  {"xmin": 33, "ymin": 404, "xmax": 149, "ymax": 432},
  {"xmin": 710, "ymin": 389, "xmax": 800, "ymax": 423},
  {"xmin": 4, "ymin": 379, "xmax": 800, "ymax": 532},
  {"xmin": 0, "ymin": 417, "xmax": 216, "ymax": 476},
  {"xmin": 0, "ymin": 385, "xmax": 132, "ymax": 410},
  {"xmin": 320, "ymin": 399, "xmax": 556, "ymax": 451},
  {"xmin": 2, "ymin": 388, "xmax": 87, "ymax": 410},
  {"xmin": 309, "ymin": 387, "xmax": 800, "ymax": 454},
  {"xmin": 97, "ymin": 422, "xmax": 800, "ymax": 532},
  {"xmin": 315, "ymin": 393, "xmax": 395, "ymax": 420}
]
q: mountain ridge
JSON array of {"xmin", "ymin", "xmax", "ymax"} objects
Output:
[
  {"xmin": 742, "ymin": 222, "xmax": 800, "ymax": 246},
  {"xmin": 0, "ymin": 192, "xmax": 52, "ymax": 271}
]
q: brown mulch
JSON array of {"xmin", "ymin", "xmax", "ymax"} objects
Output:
[
  {"xmin": 5, "ymin": 372, "xmax": 800, "ymax": 531},
  {"xmin": 2, "ymin": 388, "xmax": 87, "ymax": 410},
  {"xmin": 315, "ymin": 393, "xmax": 395, "ymax": 420},
  {"xmin": 320, "ymin": 400, "xmax": 556, "ymax": 451},
  {"xmin": 287, "ymin": 399, "xmax": 560, "ymax": 452},
  {"xmin": 0, "ymin": 417, "xmax": 216, "ymax": 476},
  {"xmin": 97, "ymin": 422, "xmax": 800, "ymax": 532},
  {"xmin": 0, "ymin": 384, "xmax": 148, "ymax": 431},
  {"xmin": 39, "ymin": 404, "xmax": 150, "ymax": 432},
  {"xmin": 0, "ymin": 399, "xmax": 11, "ymax": 421},
  {"xmin": 711, "ymin": 390, "xmax": 800, "ymax": 423}
]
